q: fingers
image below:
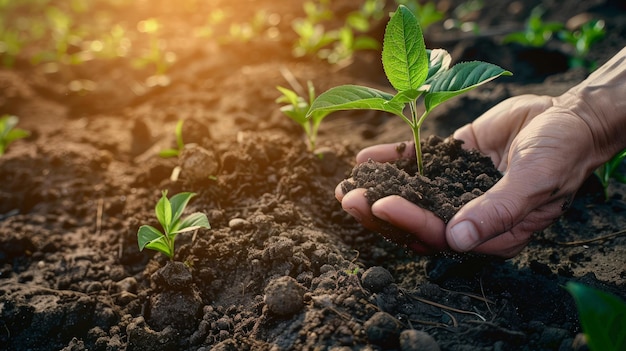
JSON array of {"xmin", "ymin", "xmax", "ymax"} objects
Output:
[
  {"xmin": 371, "ymin": 196, "xmax": 448, "ymax": 253},
  {"xmin": 355, "ymin": 141, "xmax": 415, "ymax": 164},
  {"xmin": 340, "ymin": 188, "xmax": 386, "ymax": 233},
  {"xmin": 444, "ymin": 168, "xmax": 568, "ymax": 255},
  {"xmin": 339, "ymin": 188, "xmax": 448, "ymax": 255}
]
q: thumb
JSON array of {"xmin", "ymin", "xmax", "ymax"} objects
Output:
[{"xmin": 445, "ymin": 174, "xmax": 537, "ymax": 252}]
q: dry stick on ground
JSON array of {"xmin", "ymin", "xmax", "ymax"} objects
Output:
[
  {"xmin": 555, "ymin": 228, "xmax": 626, "ymax": 246},
  {"xmin": 404, "ymin": 291, "xmax": 487, "ymax": 322}
]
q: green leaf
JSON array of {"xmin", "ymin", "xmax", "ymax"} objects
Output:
[
  {"xmin": 144, "ymin": 237, "xmax": 173, "ymax": 259},
  {"xmin": 280, "ymin": 105, "xmax": 309, "ymax": 125},
  {"xmin": 155, "ymin": 191, "xmax": 172, "ymax": 232},
  {"xmin": 389, "ymin": 89, "xmax": 422, "ymax": 105},
  {"xmin": 276, "ymin": 86, "xmax": 300, "ymax": 106},
  {"xmin": 137, "ymin": 225, "xmax": 165, "ymax": 250},
  {"xmin": 424, "ymin": 61, "xmax": 512, "ymax": 112},
  {"xmin": 158, "ymin": 148, "xmax": 180, "ymax": 158},
  {"xmin": 382, "ymin": 5, "xmax": 428, "ymax": 92},
  {"xmin": 425, "ymin": 49, "xmax": 451, "ymax": 83},
  {"xmin": 169, "ymin": 192, "xmax": 195, "ymax": 225},
  {"xmin": 175, "ymin": 119, "xmax": 184, "ymax": 151},
  {"xmin": 307, "ymin": 85, "xmax": 405, "ymax": 118},
  {"xmin": 175, "ymin": 212, "xmax": 211, "ymax": 234},
  {"xmin": 566, "ymin": 282, "xmax": 626, "ymax": 351}
]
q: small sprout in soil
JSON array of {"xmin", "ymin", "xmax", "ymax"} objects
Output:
[
  {"xmin": 594, "ymin": 148, "xmax": 626, "ymax": 200},
  {"xmin": 137, "ymin": 190, "xmax": 210, "ymax": 260},
  {"xmin": 307, "ymin": 5, "xmax": 511, "ymax": 175},
  {"xmin": 276, "ymin": 81, "xmax": 331, "ymax": 152},
  {"xmin": 559, "ymin": 19, "xmax": 605, "ymax": 69},
  {"xmin": 502, "ymin": 6, "xmax": 564, "ymax": 48},
  {"xmin": 0, "ymin": 115, "xmax": 30, "ymax": 156},
  {"xmin": 566, "ymin": 282, "xmax": 626, "ymax": 351},
  {"xmin": 291, "ymin": 0, "xmax": 381, "ymax": 64},
  {"xmin": 159, "ymin": 119, "xmax": 185, "ymax": 158},
  {"xmin": 503, "ymin": 6, "xmax": 605, "ymax": 70}
]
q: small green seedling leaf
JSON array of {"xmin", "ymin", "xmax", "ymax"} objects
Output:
[
  {"xmin": 309, "ymin": 85, "xmax": 404, "ymax": 117},
  {"xmin": 382, "ymin": 5, "xmax": 428, "ymax": 92},
  {"xmin": 566, "ymin": 282, "xmax": 626, "ymax": 351},
  {"xmin": 276, "ymin": 81, "xmax": 333, "ymax": 151},
  {"xmin": 0, "ymin": 115, "xmax": 30, "ymax": 156},
  {"xmin": 307, "ymin": 5, "xmax": 510, "ymax": 175},
  {"xmin": 424, "ymin": 61, "xmax": 511, "ymax": 112},
  {"xmin": 595, "ymin": 148, "xmax": 626, "ymax": 199},
  {"xmin": 137, "ymin": 190, "xmax": 210, "ymax": 260},
  {"xmin": 159, "ymin": 119, "xmax": 185, "ymax": 158}
]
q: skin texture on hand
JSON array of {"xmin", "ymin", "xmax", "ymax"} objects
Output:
[{"xmin": 337, "ymin": 48, "xmax": 626, "ymax": 258}]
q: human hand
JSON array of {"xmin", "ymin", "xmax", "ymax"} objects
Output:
[{"xmin": 337, "ymin": 94, "xmax": 599, "ymax": 258}]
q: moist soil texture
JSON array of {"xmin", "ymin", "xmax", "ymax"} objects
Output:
[{"xmin": 1, "ymin": 1, "xmax": 626, "ymax": 351}]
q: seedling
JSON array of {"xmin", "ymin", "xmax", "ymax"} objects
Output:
[
  {"xmin": 292, "ymin": 0, "xmax": 381, "ymax": 64},
  {"xmin": 566, "ymin": 282, "xmax": 626, "ymax": 351},
  {"xmin": 503, "ymin": 6, "xmax": 605, "ymax": 70},
  {"xmin": 594, "ymin": 148, "xmax": 626, "ymax": 200},
  {"xmin": 306, "ymin": 5, "xmax": 511, "ymax": 175},
  {"xmin": 137, "ymin": 191, "xmax": 210, "ymax": 260},
  {"xmin": 276, "ymin": 81, "xmax": 330, "ymax": 151},
  {"xmin": 559, "ymin": 19, "xmax": 605, "ymax": 69},
  {"xmin": 0, "ymin": 115, "xmax": 30, "ymax": 156},
  {"xmin": 502, "ymin": 6, "xmax": 564, "ymax": 47},
  {"xmin": 159, "ymin": 119, "xmax": 185, "ymax": 158}
]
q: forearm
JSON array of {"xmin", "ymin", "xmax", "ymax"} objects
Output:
[{"xmin": 554, "ymin": 46, "xmax": 626, "ymax": 166}]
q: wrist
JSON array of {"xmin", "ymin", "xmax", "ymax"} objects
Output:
[{"xmin": 554, "ymin": 50, "xmax": 626, "ymax": 167}]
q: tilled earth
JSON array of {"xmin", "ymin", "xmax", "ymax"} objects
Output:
[{"xmin": 1, "ymin": 1, "xmax": 625, "ymax": 350}]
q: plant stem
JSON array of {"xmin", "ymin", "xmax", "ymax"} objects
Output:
[{"xmin": 408, "ymin": 100, "xmax": 424, "ymax": 176}]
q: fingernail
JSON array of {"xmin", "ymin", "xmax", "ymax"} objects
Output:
[{"xmin": 449, "ymin": 221, "xmax": 479, "ymax": 251}]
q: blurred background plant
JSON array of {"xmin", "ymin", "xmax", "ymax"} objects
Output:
[
  {"xmin": 0, "ymin": 115, "xmax": 30, "ymax": 156},
  {"xmin": 503, "ymin": 5, "xmax": 606, "ymax": 70}
]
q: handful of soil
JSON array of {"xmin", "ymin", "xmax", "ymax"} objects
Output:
[{"xmin": 341, "ymin": 135, "xmax": 502, "ymax": 223}]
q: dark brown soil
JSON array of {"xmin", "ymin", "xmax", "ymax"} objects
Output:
[
  {"xmin": 342, "ymin": 135, "xmax": 502, "ymax": 222},
  {"xmin": 1, "ymin": 1, "xmax": 626, "ymax": 351}
]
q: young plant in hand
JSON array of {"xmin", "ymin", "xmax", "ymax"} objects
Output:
[
  {"xmin": 137, "ymin": 191, "xmax": 210, "ymax": 260},
  {"xmin": 306, "ymin": 5, "xmax": 511, "ymax": 175}
]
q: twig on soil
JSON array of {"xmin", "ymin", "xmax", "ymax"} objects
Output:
[
  {"xmin": 439, "ymin": 287, "xmax": 495, "ymax": 305},
  {"xmin": 443, "ymin": 310, "xmax": 458, "ymax": 327},
  {"xmin": 279, "ymin": 66, "xmax": 306, "ymax": 97},
  {"xmin": 404, "ymin": 291, "xmax": 487, "ymax": 322},
  {"xmin": 479, "ymin": 277, "xmax": 494, "ymax": 318},
  {"xmin": 465, "ymin": 320, "xmax": 526, "ymax": 338},
  {"xmin": 554, "ymin": 228, "xmax": 626, "ymax": 246},
  {"xmin": 409, "ymin": 318, "xmax": 451, "ymax": 328}
]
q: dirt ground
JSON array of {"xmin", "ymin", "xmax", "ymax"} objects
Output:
[{"xmin": 1, "ymin": 0, "xmax": 625, "ymax": 350}]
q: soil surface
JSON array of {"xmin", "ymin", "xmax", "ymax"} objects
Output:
[{"xmin": 1, "ymin": 1, "xmax": 626, "ymax": 351}]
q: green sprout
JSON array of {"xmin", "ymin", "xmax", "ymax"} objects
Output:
[
  {"xmin": 594, "ymin": 148, "xmax": 626, "ymax": 200},
  {"xmin": 159, "ymin": 119, "xmax": 185, "ymax": 158},
  {"xmin": 0, "ymin": 115, "xmax": 30, "ymax": 156},
  {"xmin": 559, "ymin": 19, "xmax": 605, "ymax": 69},
  {"xmin": 276, "ymin": 81, "xmax": 330, "ymax": 152},
  {"xmin": 137, "ymin": 191, "xmax": 210, "ymax": 260},
  {"xmin": 306, "ymin": 5, "xmax": 510, "ymax": 175},
  {"xmin": 503, "ymin": 6, "xmax": 606, "ymax": 70},
  {"xmin": 292, "ymin": 0, "xmax": 382, "ymax": 64},
  {"xmin": 566, "ymin": 282, "xmax": 626, "ymax": 351},
  {"xmin": 502, "ymin": 6, "xmax": 564, "ymax": 47}
]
